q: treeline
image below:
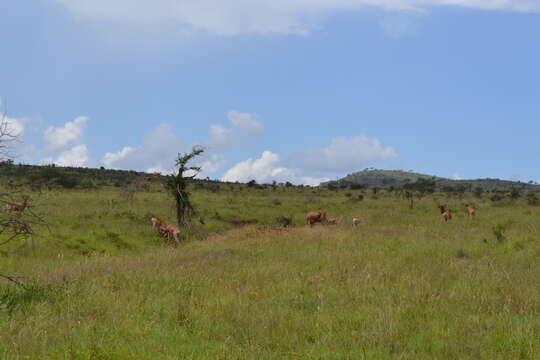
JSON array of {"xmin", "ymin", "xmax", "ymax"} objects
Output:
[
  {"xmin": 0, "ymin": 161, "xmax": 163, "ymax": 189},
  {"xmin": 0, "ymin": 161, "xmax": 301, "ymax": 191}
]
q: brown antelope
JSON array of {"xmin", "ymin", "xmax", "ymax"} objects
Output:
[
  {"xmin": 5, "ymin": 198, "xmax": 28, "ymax": 212},
  {"xmin": 326, "ymin": 217, "xmax": 339, "ymax": 225},
  {"xmin": 438, "ymin": 205, "xmax": 452, "ymax": 222},
  {"xmin": 465, "ymin": 205, "xmax": 476, "ymax": 218},
  {"xmin": 163, "ymin": 224, "xmax": 181, "ymax": 244},
  {"xmin": 306, "ymin": 211, "xmax": 327, "ymax": 227},
  {"xmin": 352, "ymin": 217, "xmax": 360, "ymax": 227},
  {"xmin": 151, "ymin": 216, "xmax": 177, "ymax": 242},
  {"xmin": 151, "ymin": 216, "xmax": 166, "ymax": 234}
]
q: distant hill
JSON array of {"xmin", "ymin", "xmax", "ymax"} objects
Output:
[
  {"xmin": 0, "ymin": 161, "xmax": 235, "ymax": 189},
  {"xmin": 323, "ymin": 169, "xmax": 540, "ymax": 192}
]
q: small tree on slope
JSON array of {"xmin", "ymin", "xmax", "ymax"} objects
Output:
[{"xmin": 166, "ymin": 146, "xmax": 204, "ymax": 227}]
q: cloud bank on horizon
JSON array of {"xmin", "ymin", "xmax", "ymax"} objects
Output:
[
  {"xmin": 55, "ymin": 0, "xmax": 540, "ymax": 37},
  {"xmin": 17, "ymin": 111, "xmax": 397, "ymax": 186}
]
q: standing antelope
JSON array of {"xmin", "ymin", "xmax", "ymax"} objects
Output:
[
  {"xmin": 150, "ymin": 216, "xmax": 181, "ymax": 244},
  {"xmin": 465, "ymin": 205, "xmax": 476, "ymax": 218},
  {"xmin": 438, "ymin": 205, "xmax": 452, "ymax": 222},
  {"xmin": 163, "ymin": 225, "xmax": 181, "ymax": 244},
  {"xmin": 306, "ymin": 211, "xmax": 327, "ymax": 227},
  {"xmin": 326, "ymin": 217, "xmax": 339, "ymax": 225},
  {"xmin": 151, "ymin": 216, "xmax": 165, "ymax": 230},
  {"xmin": 5, "ymin": 198, "xmax": 28, "ymax": 212},
  {"xmin": 150, "ymin": 216, "xmax": 171, "ymax": 238},
  {"xmin": 352, "ymin": 217, "xmax": 360, "ymax": 227}
]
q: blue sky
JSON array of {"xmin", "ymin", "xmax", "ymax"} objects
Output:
[{"xmin": 1, "ymin": 0, "xmax": 539, "ymax": 185}]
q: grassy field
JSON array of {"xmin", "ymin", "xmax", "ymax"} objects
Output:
[{"xmin": 1, "ymin": 184, "xmax": 540, "ymax": 359}]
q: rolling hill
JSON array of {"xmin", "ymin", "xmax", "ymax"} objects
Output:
[{"xmin": 323, "ymin": 169, "xmax": 540, "ymax": 192}]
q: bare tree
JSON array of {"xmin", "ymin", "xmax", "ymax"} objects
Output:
[
  {"xmin": 0, "ymin": 101, "xmax": 19, "ymax": 162},
  {"xmin": 0, "ymin": 101, "xmax": 48, "ymax": 287},
  {"xmin": 166, "ymin": 146, "xmax": 204, "ymax": 227}
]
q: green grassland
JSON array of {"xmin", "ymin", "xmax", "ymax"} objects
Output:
[{"xmin": 1, "ymin": 183, "xmax": 540, "ymax": 359}]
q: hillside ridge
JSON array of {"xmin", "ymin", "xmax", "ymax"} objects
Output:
[{"xmin": 324, "ymin": 169, "xmax": 540, "ymax": 192}]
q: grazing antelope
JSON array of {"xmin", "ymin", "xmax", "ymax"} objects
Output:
[
  {"xmin": 352, "ymin": 217, "xmax": 360, "ymax": 227},
  {"xmin": 150, "ymin": 216, "xmax": 164, "ymax": 229},
  {"xmin": 150, "ymin": 216, "xmax": 177, "ymax": 241},
  {"xmin": 5, "ymin": 198, "xmax": 28, "ymax": 212},
  {"xmin": 163, "ymin": 224, "xmax": 181, "ymax": 244},
  {"xmin": 151, "ymin": 216, "xmax": 167, "ymax": 235},
  {"xmin": 438, "ymin": 205, "xmax": 452, "ymax": 222},
  {"xmin": 326, "ymin": 217, "xmax": 339, "ymax": 225},
  {"xmin": 465, "ymin": 205, "xmax": 476, "ymax": 218},
  {"xmin": 306, "ymin": 211, "xmax": 327, "ymax": 227}
]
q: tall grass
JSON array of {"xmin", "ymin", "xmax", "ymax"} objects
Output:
[{"xmin": 1, "ymin": 185, "xmax": 540, "ymax": 358}]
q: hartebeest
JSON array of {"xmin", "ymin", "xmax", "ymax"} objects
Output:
[
  {"xmin": 163, "ymin": 224, "xmax": 181, "ymax": 244},
  {"xmin": 306, "ymin": 211, "xmax": 327, "ymax": 227},
  {"xmin": 465, "ymin": 205, "xmax": 476, "ymax": 218},
  {"xmin": 151, "ymin": 216, "xmax": 168, "ymax": 237},
  {"xmin": 151, "ymin": 216, "xmax": 166, "ymax": 230},
  {"xmin": 326, "ymin": 217, "xmax": 339, "ymax": 225},
  {"xmin": 438, "ymin": 205, "xmax": 452, "ymax": 222},
  {"xmin": 5, "ymin": 198, "xmax": 28, "ymax": 212}
]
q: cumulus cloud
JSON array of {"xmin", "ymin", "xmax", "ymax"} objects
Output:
[
  {"xmin": 228, "ymin": 111, "xmax": 264, "ymax": 136},
  {"xmin": 102, "ymin": 110, "xmax": 263, "ymax": 177},
  {"xmin": 43, "ymin": 116, "xmax": 88, "ymax": 151},
  {"xmin": 297, "ymin": 136, "xmax": 397, "ymax": 174},
  {"xmin": 54, "ymin": 145, "xmax": 90, "ymax": 167},
  {"xmin": 208, "ymin": 110, "xmax": 263, "ymax": 151},
  {"xmin": 146, "ymin": 165, "xmax": 169, "ymax": 174},
  {"xmin": 209, "ymin": 124, "xmax": 234, "ymax": 149},
  {"xmin": 1, "ymin": 116, "xmax": 24, "ymax": 137},
  {"xmin": 198, "ymin": 154, "xmax": 227, "ymax": 178},
  {"xmin": 56, "ymin": 0, "xmax": 540, "ymax": 37},
  {"xmin": 101, "ymin": 123, "xmax": 189, "ymax": 173},
  {"xmin": 103, "ymin": 146, "xmax": 136, "ymax": 167},
  {"xmin": 222, "ymin": 151, "xmax": 328, "ymax": 186}
]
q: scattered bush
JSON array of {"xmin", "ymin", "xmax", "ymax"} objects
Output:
[
  {"xmin": 276, "ymin": 215, "xmax": 293, "ymax": 227},
  {"xmin": 455, "ymin": 248, "xmax": 468, "ymax": 259},
  {"xmin": 492, "ymin": 223, "xmax": 508, "ymax": 243},
  {"xmin": 509, "ymin": 188, "xmax": 521, "ymax": 200},
  {"xmin": 526, "ymin": 193, "xmax": 540, "ymax": 206},
  {"xmin": 271, "ymin": 198, "xmax": 282, "ymax": 206}
]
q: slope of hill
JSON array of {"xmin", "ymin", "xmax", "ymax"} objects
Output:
[
  {"xmin": 324, "ymin": 169, "xmax": 540, "ymax": 192},
  {"xmin": 2, "ymin": 183, "xmax": 540, "ymax": 358}
]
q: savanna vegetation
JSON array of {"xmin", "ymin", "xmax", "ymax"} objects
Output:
[{"xmin": 1, "ymin": 165, "xmax": 540, "ymax": 359}]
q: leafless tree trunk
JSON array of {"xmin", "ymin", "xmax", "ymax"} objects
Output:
[{"xmin": 0, "ymin": 101, "xmax": 20, "ymax": 162}]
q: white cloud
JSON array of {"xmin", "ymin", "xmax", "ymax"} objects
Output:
[
  {"xmin": 222, "ymin": 151, "xmax": 328, "ymax": 186},
  {"xmin": 227, "ymin": 111, "xmax": 264, "ymax": 136},
  {"xmin": 54, "ymin": 145, "xmax": 90, "ymax": 167},
  {"xmin": 1, "ymin": 116, "xmax": 24, "ymax": 137},
  {"xmin": 101, "ymin": 123, "xmax": 189, "ymax": 173},
  {"xmin": 44, "ymin": 116, "xmax": 88, "ymax": 151},
  {"xmin": 209, "ymin": 124, "xmax": 234, "ymax": 149},
  {"xmin": 298, "ymin": 136, "xmax": 397, "ymax": 174},
  {"xmin": 198, "ymin": 154, "xmax": 226, "ymax": 178},
  {"xmin": 147, "ymin": 165, "xmax": 169, "ymax": 174},
  {"xmin": 103, "ymin": 146, "xmax": 136, "ymax": 167},
  {"xmin": 452, "ymin": 172, "xmax": 464, "ymax": 180},
  {"xmin": 208, "ymin": 110, "xmax": 264, "ymax": 151},
  {"xmin": 56, "ymin": 0, "xmax": 540, "ymax": 37}
]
